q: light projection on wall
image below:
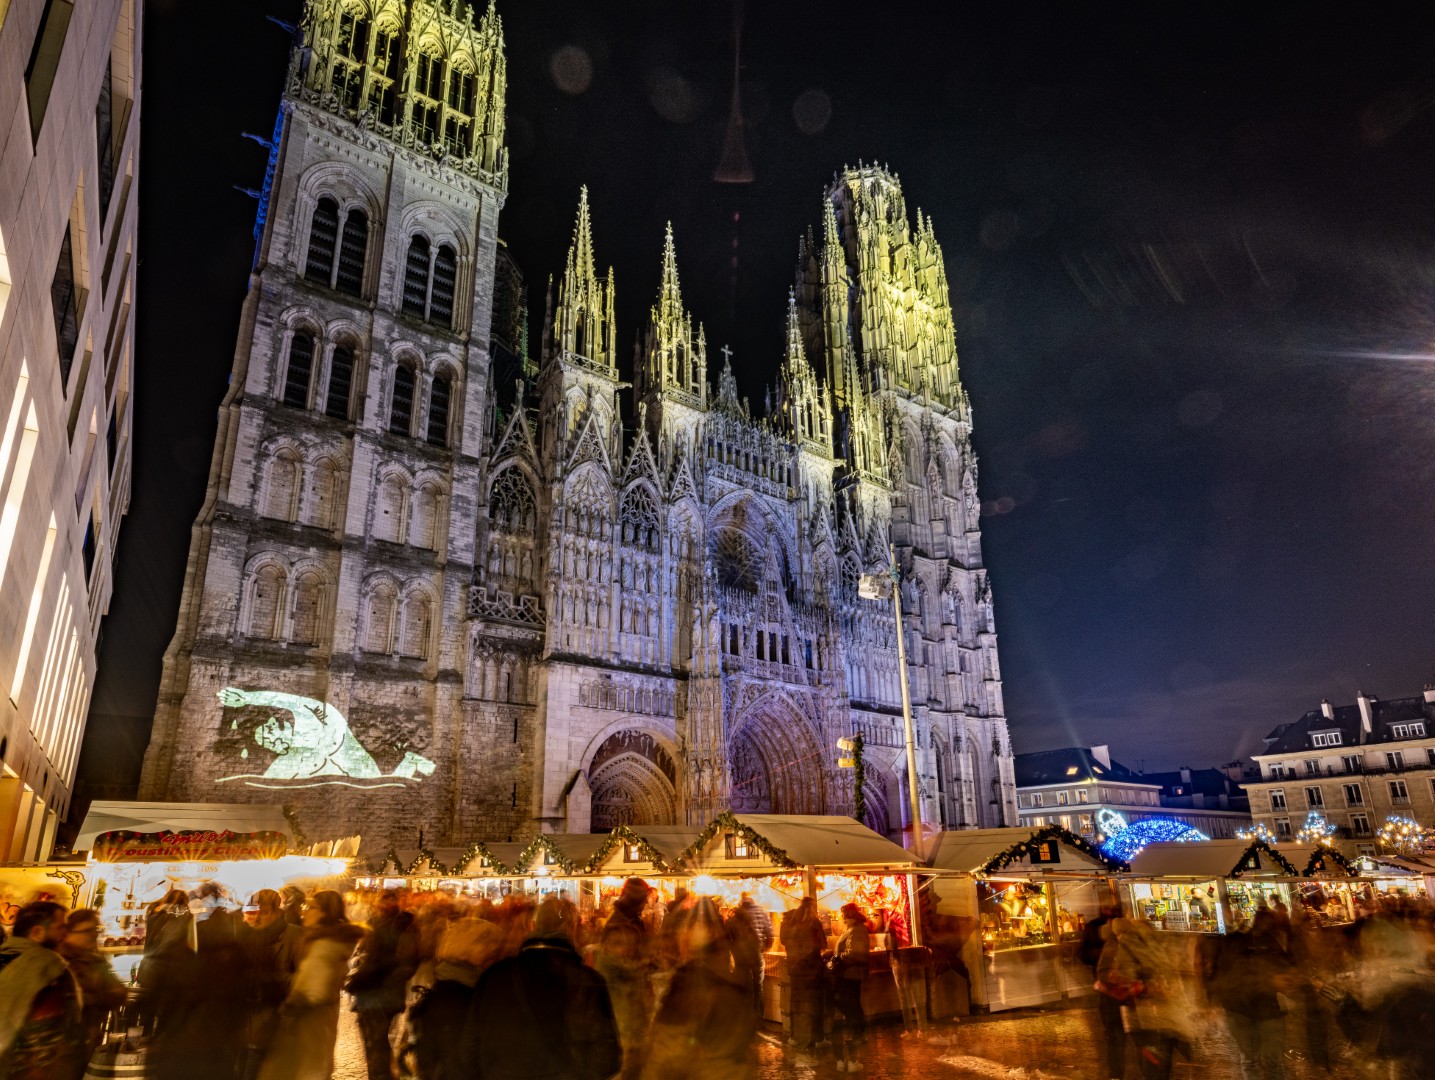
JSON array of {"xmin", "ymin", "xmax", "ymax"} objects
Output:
[
  {"xmin": 1097, "ymin": 808, "xmax": 1209, "ymax": 863},
  {"xmin": 215, "ymin": 688, "xmax": 435, "ymax": 789}
]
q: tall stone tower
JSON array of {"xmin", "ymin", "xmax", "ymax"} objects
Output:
[
  {"xmin": 138, "ymin": 4, "xmax": 1016, "ymax": 848},
  {"xmin": 139, "ymin": 0, "xmax": 511, "ymax": 842}
]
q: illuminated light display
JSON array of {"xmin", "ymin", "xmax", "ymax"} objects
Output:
[
  {"xmin": 215, "ymin": 688, "xmax": 435, "ymax": 788},
  {"xmin": 1378, "ymin": 815, "xmax": 1433, "ymax": 856},
  {"xmin": 1097, "ymin": 808, "xmax": 1209, "ymax": 862},
  {"xmin": 1236, "ymin": 822, "xmax": 1277, "ymax": 844},
  {"xmin": 1296, "ymin": 811, "xmax": 1338, "ymax": 844}
]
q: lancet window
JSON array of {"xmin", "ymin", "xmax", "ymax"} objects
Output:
[
  {"xmin": 325, "ymin": 346, "xmax": 355, "ymax": 419},
  {"xmin": 374, "ymin": 473, "xmax": 407, "ymax": 544},
  {"xmin": 262, "ymin": 450, "xmax": 301, "ymax": 522},
  {"xmin": 402, "ymin": 235, "xmax": 459, "ymax": 328},
  {"xmin": 305, "ymin": 198, "xmax": 368, "ymax": 297},
  {"xmin": 412, "ymin": 483, "xmax": 441, "ymax": 550},
  {"xmin": 619, "ymin": 485, "xmax": 660, "ymax": 553},
  {"xmin": 490, "ymin": 469, "xmax": 536, "ymax": 535},
  {"xmin": 307, "ymin": 457, "xmax": 340, "ymax": 529},
  {"xmin": 427, "ymin": 371, "xmax": 451, "ymax": 446},
  {"xmin": 282, "ymin": 334, "xmax": 315, "ymax": 409},
  {"xmin": 290, "ymin": 571, "xmax": 325, "ymax": 646},
  {"xmin": 399, "ymin": 593, "xmax": 433, "ymax": 659},
  {"xmin": 246, "ymin": 563, "xmax": 286, "ymax": 640},
  {"xmin": 389, "ymin": 366, "xmax": 415, "ymax": 435},
  {"xmin": 363, "ymin": 580, "xmax": 397, "ymax": 654}
]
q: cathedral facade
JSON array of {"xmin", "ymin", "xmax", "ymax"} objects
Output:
[{"xmin": 138, "ymin": 0, "xmax": 1017, "ymax": 848}]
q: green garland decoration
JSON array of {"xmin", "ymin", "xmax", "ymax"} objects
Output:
[
  {"xmin": 852, "ymin": 731, "xmax": 867, "ymax": 824},
  {"xmin": 583, "ymin": 824, "xmax": 672, "ymax": 874},
  {"xmin": 450, "ymin": 839, "xmax": 511, "ymax": 876},
  {"xmin": 406, "ymin": 847, "xmax": 448, "ymax": 876},
  {"xmin": 282, "ymin": 805, "xmax": 308, "ymax": 849},
  {"xmin": 1232, "ymin": 838, "xmax": 1298, "ymax": 878},
  {"xmin": 368, "ymin": 848, "xmax": 404, "ymax": 875},
  {"xmin": 1303, "ymin": 844, "xmax": 1358, "ymax": 879},
  {"xmin": 673, "ymin": 811, "xmax": 797, "ymax": 870},
  {"xmin": 980, "ymin": 824, "xmax": 1128, "ymax": 874},
  {"xmin": 511, "ymin": 833, "xmax": 576, "ymax": 876}
]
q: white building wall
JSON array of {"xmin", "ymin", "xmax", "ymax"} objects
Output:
[{"xmin": 0, "ymin": 0, "xmax": 141, "ymax": 858}]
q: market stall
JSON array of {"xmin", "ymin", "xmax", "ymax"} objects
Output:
[
  {"xmin": 1293, "ymin": 849, "xmax": 1429, "ymax": 923},
  {"xmin": 356, "ymin": 841, "xmax": 527, "ymax": 899},
  {"xmin": 924, "ymin": 826, "xmax": 1123, "ymax": 1012},
  {"xmin": 679, "ymin": 812, "xmax": 922, "ymax": 1025},
  {"xmin": 74, "ymin": 800, "xmax": 353, "ymax": 976},
  {"xmin": 1124, "ymin": 838, "xmax": 1310, "ymax": 934}
]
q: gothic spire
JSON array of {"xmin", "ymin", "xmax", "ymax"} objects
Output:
[
  {"xmin": 570, "ymin": 186, "xmax": 596, "ymax": 285},
  {"xmin": 658, "ymin": 222, "xmax": 682, "ymax": 317}
]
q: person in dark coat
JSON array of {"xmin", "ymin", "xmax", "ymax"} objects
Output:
[
  {"xmin": 779, "ymin": 898, "xmax": 826, "ymax": 1061},
  {"xmin": 1207, "ymin": 909, "xmax": 1296, "ymax": 1080},
  {"xmin": 831, "ymin": 903, "xmax": 870, "ymax": 1073},
  {"xmin": 595, "ymin": 878, "xmax": 654, "ymax": 1079},
  {"xmin": 148, "ymin": 883, "xmax": 254, "ymax": 1080},
  {"xmin": 241, "ymin": 890, "xmax": 304, "ymax": 1080},
  {"xmin": 0, "ymin": 901, "xmax": 82, "ymax": 1080},
  {"xmin": 461, "ymin": 895, "xmax": 621, "ymax": 1080},
  {"xmin": 726, "ymin": 895, "xmax": 772, "ymax": 1015},
  {"xmin": 280, "ymin": 888, "xmax": 305, "ymax": 928},
  {"xmin": 347, "ymin": 890, "xmax": 418, "ymax": 1080},
  {"xmin": 405, "ymin": 917, "xmax": 503, "ymax": 1080}
]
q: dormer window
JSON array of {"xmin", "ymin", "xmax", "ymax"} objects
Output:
[
  {"xmin": 724, "ymin": 833, "xmax": 754, "ymax": 859},
  {"xmin": 1390, "ymin": 723, "xmax": 1425, "ymax": 740},
  {"xmin": 1311, "ymin": 731, "xmax": 1342, "ymax": 748}
]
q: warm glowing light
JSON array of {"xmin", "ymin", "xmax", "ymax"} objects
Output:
[
  {"xmin": 1296, "ymin": 811, "xmax": 1338, "ymax": 845},
  {"xmin": 1378, "ymin": 815, "xmax": 1433, "ymax": 856}
]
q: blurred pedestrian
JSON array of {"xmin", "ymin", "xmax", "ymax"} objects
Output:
[
  {"xmin": 726, "ymin": 894, "xmax": 771, "ymax": 1014},
  {"xmin": 831, "ymin": 903, "xmax": 869, "ymax": 1073},
  {"xmin": 257, "ymin": 890, "xmax": 364, "ymax": 1080},
  {"xmin": 1081, "ymin": 901, "xmax": 1127, "ymax": 1080},
  {"xmin": 149, "ymin": 882, "xmax": 253, "ymax": 1080},
  {"xmin": 280, "ymin": 887, "xmax": 305, "ymax": 928},
  {"xmin": 0, "ymin": 900, "xmax": 82, "ymax": 1080},
  {"xmin": 1097, "ymin": 918, "xmax": 1197, "ymax": 1080},
  {"xmin": 241, "ymin": 890, "xmax": 304, "ymax": 1080},
  {"xmin": 780, "ymin": 897, "xmax": 826, "ymax": 1064},
  {"xmin": 59, "ymin": 908, "xmax": 128, "ymax": 1064},
  {"xmin": 137, "ymin": 888, "xmax": 191, "ymax": 1028},
  {"xmin": 347, "ymin": 890, "xmax": 418, "ymax": 1080},
  {"xmin": 642, "ymin": 897, "xmax": 754, "ymax": 1080},
  {"xmin": 406, "ymin": 916, "xmax": 503, "ymax": 1080},
  {"xmin": 461, "ymin": 895, "xmax": 620, "ymax": 1080},
  {"xmin": 1208, "ymin": 908, "xmax": 1295, "ymax": 1080},
  {"xmin": 596, "ymin": 878, "xmax": 654, "ymax": 1079}
]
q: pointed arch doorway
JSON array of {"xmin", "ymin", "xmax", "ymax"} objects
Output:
[{"xmin": 727, "ymin": 695, "xmax": 828, "ymax": 815}]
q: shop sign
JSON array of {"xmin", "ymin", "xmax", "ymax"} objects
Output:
[{"xmin": 92, "ymin": 830, "xmax": 288, "ymax": 862}]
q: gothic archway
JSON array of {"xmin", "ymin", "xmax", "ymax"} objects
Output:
[
  {"xmin": 727, "ymin": 694, "xmax": 827, "ymax": 815},
  {"xmin": 587, "ymin": 730, "xmax": 677, "ymax": 831}
]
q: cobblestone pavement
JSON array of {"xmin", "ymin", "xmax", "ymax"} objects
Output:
[{"xmin": 336, "ymin": 998, "xmax": 1354, "ymax": 1079}]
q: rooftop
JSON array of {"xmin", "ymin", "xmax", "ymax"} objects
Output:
[{"xmin": 1013, "ymin": 746, "xmax": 1150, "ymax": 788}]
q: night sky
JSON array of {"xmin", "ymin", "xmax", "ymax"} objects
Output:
[{"xmin": 80, "ymin": 1, "xmax": 1435, "ymax": 795}]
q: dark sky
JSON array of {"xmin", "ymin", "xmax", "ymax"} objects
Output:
[{"xmin": 82, "ymin": 1, "xmax": 1435, "ymax": 792}]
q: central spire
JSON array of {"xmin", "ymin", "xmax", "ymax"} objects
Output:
[
  {"xmin": 570, "ymin": 185, "xmax": 596, "ymax": 284},
  {"xmin": 658, "ymin": 222, "xmax": 682, "ymax": 316}
]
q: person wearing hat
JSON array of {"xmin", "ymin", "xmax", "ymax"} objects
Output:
[
  {"xmin": 596, "ymin": 878, "xmax": 655, "ymax": 1079},
  {"xmin": 461, "ymin": 895, "xmax": 620, "ymax": 1079}
]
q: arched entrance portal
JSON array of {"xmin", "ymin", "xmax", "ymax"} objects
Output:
[
  {"xmin": 727, "ymin": 696, "xmax": 827, "ymax": 815},
  {"xmin": 588, "ymin": 730, "xmax": 677, "ymax": 831}
]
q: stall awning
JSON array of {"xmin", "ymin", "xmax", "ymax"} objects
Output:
[
  {"xmin": 1130, "ymin": 839, "xmax": 1310, "ymax": 879},
  {"xmin": 687, "ymin": 813, "xmax": 920, "ymax": 871},
  {"xmin": 925, "ymin": 826, "xmax": 1116, "ymax": 874},
  {"xmin": 74, "ymin": 801, "xmax": 292, "ymax": 852}
]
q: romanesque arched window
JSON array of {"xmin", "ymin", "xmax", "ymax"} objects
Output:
[
  {"xmin": 247, "ymin": 563, "xmax": 286, "ymax": 640},
  {"xmin": 374, "ymin": 473, "xmax": 406, "ymax": 544},
  {"xmin": 325, "ymin": 345, "xmax": 355, "ymax": 419},
  {"xmin": 400, "ymin": 592, "xmax": 433, "ymax": 659},
  {"xmin": 335, "ymin": 210, "xmax": 368, "ymax": 296},
  {"xmin": 307, "ymin": 457, "xmax": 340, "ymax": 529},
  {"xmin": 290, "ymin": 570, "xmax": 325, "ymax": 645},
  {"xmin": 262, "ymin": 450, "xmax": 301, "ymax": 521},
  {"xmin": 426, "ymin": 371, "xmax": 451, "ymax": 446},
  {"xmin": 389, "ymin": 366, "xmax": 415, "ymax": 435},
  {"xmin": 402, "ymin": 236, "xmax": 431, "ymax": 317},
  {"xmin": 620, "ymin": 485, "xmax": 659, "ymax": 553},
  {"xmin": 412, "ymin": 483, "xmax": 441, "ymax": 550},
  {"xmin": 282, "ymin": 333, "xmax": 315, "ymax": 409},
  {"xmin": 363, "ymin": 580, "xmax": 397, "ymax": 654},
  {"xmin": 430, "ymin": 245, "xmax": 457, "ymax": 327},
  {"xmin": 304, "ymin": 198, "xmax": 339, "ymax": 284},
  {"xmin": 490, "ymin": 469, "xmax": 536, "ymax": 535}
]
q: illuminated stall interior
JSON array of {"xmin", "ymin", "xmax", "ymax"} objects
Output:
[
  {"xmin": 925, "ymin": 826, "xmax": 1121, "ymax": 1012},
  {"xmin": 75, "ymin": 801, "xmax": 353, "ymax": 977}
]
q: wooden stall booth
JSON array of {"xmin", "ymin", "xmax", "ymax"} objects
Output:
[
  {"xmin": 1294, "ymin": 849, "xmax": 1430, "ymax": 924},
  {"xmin": 679, "ymin": 812, "xmax": 922, "ymax": 1026},
  {"xmin": 74, "ymin": 800, "xmax": 354, "ymax": 979},
  {"xmin": 1124, "ymin": 838, "xmax": 1316, "ymax": 934},
  {"xmin": 924, "ymin": 826, "xmax": 1123, "ymax": 1012}
]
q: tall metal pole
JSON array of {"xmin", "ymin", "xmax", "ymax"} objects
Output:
[{"xmin": 890, "ymin": 544, "xmax": 923, "ymax": 862}]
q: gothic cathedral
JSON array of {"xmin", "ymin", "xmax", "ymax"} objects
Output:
[{"xmin": 139, "ymin": 0, "xmax": 1018, "ymax": 848}]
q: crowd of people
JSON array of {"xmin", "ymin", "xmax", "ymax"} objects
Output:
[
  {"xmin": 0, "ymin": 879, "xmax": 878, "ymax": 1080},
  {"xmin": 2, "ymin": 880, "xmax": 1434, "ymax": 1080},
  {"xmin": 1082, "ymin": 894, "xmax": 1435, "ymax": 1080}
]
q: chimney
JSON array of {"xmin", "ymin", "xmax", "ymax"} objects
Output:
[
  {"xmin": 1320, "ymin": 699, "xmax": 1334, "ymax": 721},
  {"xmin": 1090, "ymin": 745, "xmax": 1111, "ymax": 769},
  {"xmin": 1180, "ymin": 767, "xmax": 1192, "ymax": 783},
  {"xmin": 1357, "ymin": 691, "xmax": 1373, "ymax": 735},
  {"xmin": 1424, "ymin": 684, "xmax": 1435, "ymax": 705}
]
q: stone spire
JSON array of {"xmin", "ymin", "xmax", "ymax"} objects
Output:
[
  {"xmin": 546, "ymin": 187, "xmax": 615, "ymax": 372},
  {"xmin": 636, "ymin": 222, "xmax": 706, "ymax": 426}
]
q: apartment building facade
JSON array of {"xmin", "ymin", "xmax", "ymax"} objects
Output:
[
  {"xmin": 0, "ymin": 0, "xmax": 141, "ymax": 859},
  {"xmin": 1246, "ymin": 689, "xmax": 1435, "ymax": 855}
]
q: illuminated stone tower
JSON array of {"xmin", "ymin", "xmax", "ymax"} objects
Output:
[{"xmin": 139, "ymin": 0, "xmax": 513, "ymax": 841}]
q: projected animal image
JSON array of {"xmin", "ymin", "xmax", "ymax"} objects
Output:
[{"xmin": 215, "ymin": 688, "xmax": 435, "ymax": 788}]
